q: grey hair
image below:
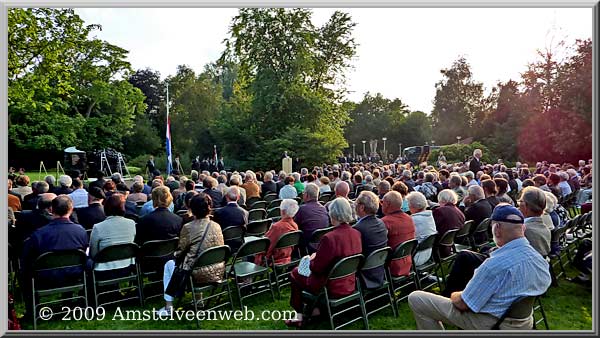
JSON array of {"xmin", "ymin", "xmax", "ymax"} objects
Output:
[
  {"xmin": 328, "ymin": 197, "xmax": 354, "ymax": 224},
  {"xmin": 402, "ymin": 170, "xmax": 412, "ymax": 178},
  {"xmin": 438, "ymin": 189, "xmax": 458, "ymax": 205},
  {"xmin": 58, "ymin": 175, "xmax": 72, "ymax": 188},
  {"xmin": 521, "ymin": 186, "xmax": 547, "ymax": 214},
  {"xmin": 304, "ymin": 183, "xmax": 320, "ymax": 201},
  {"xmin": 356, "ymin": 191, "xmax": 379, "ymax": 215},
  {"xmin": 406, "ymin": 191, "xmax": 428, "ymax": 211},
  {"xmin": 464, "ymin": 171, "xmax": 475, "ymax": 179},
  {"xmin": 364, "ymin": 175, "xmax": 373, "ymax": 183},
  {"xmin": 292, "ymin": 172, "xmax": 301, "ymax": 182},
  {"xmin": 133, "ymin": 175, "xmax": 144, "ymax": 183},
  {"xmin": 544, "ymin": 191, "xmax": 557, "ymax": 213},
  {"xmin": 280, "ymin": 199, "xmax": 300, "ymax": 218},
  {"xmin": 230, "ymin": 174, "xmax": 241, "ymax": 186},
  {"xmin": 264, "ymin": 172, "xmax": 273, "ymax": 181},
  {"xmin": 37, "ymin": 181, "xmax": 49, "ymax": 193},
  {"xmin": 467, "ymin": 185, "xmax": 485, "ymax": 201},
  {"xmin": 226, "ymin": 186, "xmax": 240, "ymax": 200},
  {"xmin": 341, "ymin": 171, "xmax": 351, "ymax": 181},
  {"xmin": 44, "ymin": 175, "xmax": 56, "ymax": 185},
  {"xmin": 301, "ymin": 168, "xmax": 308, "ymax": 175}
]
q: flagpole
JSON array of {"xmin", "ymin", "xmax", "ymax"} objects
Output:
[{"xmin": 166, "ymin": 82, "xmax": 172, "ymax": 176}]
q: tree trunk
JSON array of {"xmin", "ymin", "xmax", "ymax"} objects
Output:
[{"xmin": 85, "ymin": 100, "xmax": 97, "ymax": 118}]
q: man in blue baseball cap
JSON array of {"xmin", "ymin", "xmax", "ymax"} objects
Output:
[{"xmin": 408, "ymin": 203, "xmax": 552, "ymax": 330}]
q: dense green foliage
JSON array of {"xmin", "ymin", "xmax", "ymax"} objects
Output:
[{"xmin": 8, "ymin": 8, "xmax": 146, "ymax": 154}]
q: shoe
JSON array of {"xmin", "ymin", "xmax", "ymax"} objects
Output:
[
  {"xmin": 155, "ymin": 306, "xmax": 172, "ymax": 317},
  {"xmin": 567, "ymin": 276, "xmax": 592, "ymax": 286}
]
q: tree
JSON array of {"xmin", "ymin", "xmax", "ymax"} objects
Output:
[
  {"xmin": 431, "ymin": 57, "xmax": 485, "ymax": 145},
  {"xmin": 556, "ymin": 39, "xmax": 592, "ymax": 124},
  {"xmin": 128, "ymin": 68, "xmax": 166, "ymax": 133},
  {"xmin": 8, "ymin": 8, "xmax": 146, "ymax": 154},
  {"xmin": 217, "ymin": 8, "xmax": 356, "ymax": 169}
]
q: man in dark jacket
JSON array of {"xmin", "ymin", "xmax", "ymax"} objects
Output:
[
  {"xmin": 261, "ymin": 172, "xmax": 278, "ymax": 197},
  {"xmin": 74, "ymin": 187, "xmax": 107, "ymax": 230},
  {"xmin": 212, "ymin": 186, "xmax": 248, "ymax": 252},
  {"xmin": 293, "ymin": 184, "xmax": 330, "ymax": 254},
  {"xmin": 354, "ymin": 191, "xmax": 388, "ymax": 289},
  {"xmin": 203, "ymin": 176, "xmax": 223, "ymax": 209},
  {"xmin": 469, "ymin": 149, "xmax": 484, "ymax": 175},
  {"xmin": 464, "ymin": 185, "xmax": 493, "ymax": 227},
  {"xmin": 20, "ymin": 195, "xmax": 88, "ymax": 319},
  {"xmin": 136, "ymin": 186, "xmax": 182, "ymax": 245}
]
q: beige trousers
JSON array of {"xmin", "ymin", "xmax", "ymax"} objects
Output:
[{"xmin": 408, "ymin": 291, "xmax": 533, "ymax": 330}]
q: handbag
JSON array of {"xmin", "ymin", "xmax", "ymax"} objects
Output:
[
  {"xmin": 297, "ymin": 255, "xmax": 312, "ymax": 277},
  {"xmin": 165, "ymin": 221, "xmax": 211, "ymax": 298}
]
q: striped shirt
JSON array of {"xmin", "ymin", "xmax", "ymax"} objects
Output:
[{"xmin": 462, "ymin": 237, "xmax": 551, "ymax": 318}]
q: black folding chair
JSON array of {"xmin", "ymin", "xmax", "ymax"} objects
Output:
[
  {"xmin": 433, "ymin": 228, "xmax": 460, "ymax": 287},
  {"xmin": 228, "ymin": 238, "xmax": 275, "ymax": 309},
  {"xmin": 268, "ymin": 230, "xmax": 303, "ymax": 297},
  {"xmin": 305, "ymin": 226, "xmax": 334, "ymax": 255},
  {"xmin": 92, "ymin": 243, "xmax": 143, "ymax": 308},
  {"xmin": 31, "ymin": 250, "xmax": 88, "ymax": 329},
  {"xmin": 245, "ymin": 219, "xmax": 272, "ymax": 238},
  {"xmin": 360, "ymin": 247, "xmax": 396, "ymax": 322},
  {"xmin": 386, "ymin": 239, "xmax": 419, "ymax": 312},
  {"xmin": 301, "ymin": 254, "xmax": 368, "ymax": 330},
  {"xmin": 189, "ymin": 245, "xmax": 233, "ymax": 328},
  {"xmin": 138, "ymin": 238, "xmax": 179, "ymax": 302},
  {"xmin": 222, "ymin": 225, "xmax": 246, "ymax": 255},
  {"xmin": 414, "ymin": 233, "xmax": 440, "ymax": 291},
  {"xmin": 248, "ymin": 208, "xmax": 267, "ymax": 221}
]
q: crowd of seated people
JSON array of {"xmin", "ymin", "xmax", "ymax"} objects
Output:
[{"xmin": 6, "ymin": 151, "xmax": 592, "ymax": 329}]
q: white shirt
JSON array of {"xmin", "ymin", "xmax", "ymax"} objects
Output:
[{"xmin": 69, "ymin": 188, "xmax": 89, "ymax": 208}]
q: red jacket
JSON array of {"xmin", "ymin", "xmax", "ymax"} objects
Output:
[
  {"xmin": 308, "ymin": 223, "xmax": 362, "ymax": 298},
  {"xmin": 382, "ymin": 211, "xmax": 416, "ymax": 276},
  {"xmin": 255, "ymin": 217, "xmax": 298, "ymax": 265}
]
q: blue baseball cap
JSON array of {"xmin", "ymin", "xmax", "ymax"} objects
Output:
[{"xmin": 491, "ymin": 204, "xmax": 524, "ymax": 224}]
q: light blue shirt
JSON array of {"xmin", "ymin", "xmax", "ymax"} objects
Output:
[
  {"xmin": 139, "ymin": 200, "xmax": 174, "ymax": 217},
  {"xmin": 69, "ymin": 188, "xmax": 89, "ymax": 208},
  {"xmin": 411, "ymin": 210, "xmax": 438, "ymax": 266},
  {"xmin": 558, "ymin": 181, "xmax": 572, "ymax": 197},
  {"xmin": 462, "ymin": 237, "xmax": 551, "ymax": 318}
]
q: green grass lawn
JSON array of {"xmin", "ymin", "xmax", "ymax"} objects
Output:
[{"xmin": 13, "ymin": 265, "xmax": 592, "ymax": 331}]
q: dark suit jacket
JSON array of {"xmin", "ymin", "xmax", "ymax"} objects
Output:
[
  {"xmin": 136, "ymin": 207, "xmax": 183, "ymax": 245},
  {"xmin": 353, "ymin": 215, "xmax": 389, "ymax": 289},
  {"xmin": 212, "ymin": 203, "xmax": 249, "ymax": 252},
  {"xmin": 74, "ymin": 203, "xmax": 106, "ymax": 230},
  {"xmin": 204, "ymin": 188, "xmax": 224, "ymax": 208},
  {"xmin": 88, "ymin": 179, "xmax": 106, "ymax": 191},
  {"xmin": 276, "ymin": 181, "xmax": 285, "ymax": 194},
  {"xmin": 22, "ymin": 193, "xmax": 39, "ymax": 210},
  {"xmin": 14, "ymin": 210, "xmax": 52, "ymax": 244},
  {"xmin": 53, "ymin": 187, "xmax": 74, "ymax": 195},
  {"xmin": 432, "ymin": 205, "xmax": 465, "ymax": 258},
  {"xmin": 464, "ymin": 199, "xmax": 493, "ymax": 233},
  {"xmin": 20, "ymin": 218, "xmax": 88, "ymax": 285},
  {"xmin": 486, "ymin": 196, "xmax": 501, "ymax": 210},
  {"xmin": 261, "ymin": 181, "xmax": 277, "ymax": 196},
  {"xmin": 307, "ymin": 223, "xmax": 362, "ymax": 298},
  {"xmin": 469, "ymin": 158, "xmax": 483, "ymax": 174}
]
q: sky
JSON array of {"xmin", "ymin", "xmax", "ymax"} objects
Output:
[{"xmin": 75, "ymin": 7, "xmax": 592, "ymax": 114}]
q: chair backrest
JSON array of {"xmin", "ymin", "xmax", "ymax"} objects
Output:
[
  {"xmin": 248, "ymin": 208, "xmax": 267, "ymax": 221},
  {"xmin": 319, "ymin": 192, "xmax": 334, "ymax": 203},
  {"xmin": 246, "ymin": 219, "xmax": 272, "ymax": 237},
  {"xmin": 176, "ymin": 209, "xmax": 188, "ymax": 216},
  {"xmin": 455, "ymin": 220, "xmax": 473, "ymax": 241},
  {"xmin": 94, "ymin": 243, "xmax": 139, "ymax": 264},
  {"xmin": 472, "ymin": 218, "xmax": 491, "ymax": 235},
  {"xmin": 416, "ymin": 233, "xmax": 438, "ymax": 252},
  {"xmin": 294, "ymin": 197, "xmax": 302, "ymax": 205},
  {"xmin": 267, "ymin": 207, "xmax": 281, "ymax": 218},
  {"xmin": 492, "ymin": 296, "xmax": 535, "ymax": 329},
  {"xmin": 309, "ymin": 226, "xmax": 334, "ymax": 246},
  {"xmin": 235, "ymin": 238, "xmax": 270, "ymax": 259},
  {"xmin": 222, "ymin": 226, "xmax": 246, "ymax": 242},
  {"xmin": 362, "ymin": 246, "xmax": 391, "ymax": 271},
  {"xmin": 389, "ymin": 239, "xmax": 418, "ymax": 263},
  {"xmin": 550, "ymin": 226, "xmax": 568, "ymax": 243},
  {"xmin": 136, "ymin": 201, "xmax": 146, "ymax": 206},
  {"xmin": 263, "ymin": 193, "xmax": 278, "ymax": 203},
  {"xmin": 438, "ymin": 228, "xmax": 459, "ymax": 247},
  {"xmin": 246, "ymin": 197, "xmax": 262, "ymax": 208},
  {"xmin": 192, "ymin": 245, "xmax": 230, "ymax": 270},
  {"xmin": 274, "ymin": 230, "xmax": 303, "ymax": 250},
  {"xmin": 140, "ymin": 237, "xmax": 179, "ymax": 259},
  {"xmin": 328, "ymin": 254, "xmax": 364, "ymax": 280},
  {"xmin": 86, "ymin": 229, "xmax": 93, "ymax": 241},
  {"xmin": 268, "ymin": 199, "xmax": 283, "ymax": 209},
  {"xmin": 34, "ymin": 249, "xmax": 87, "ymax": 273}
]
